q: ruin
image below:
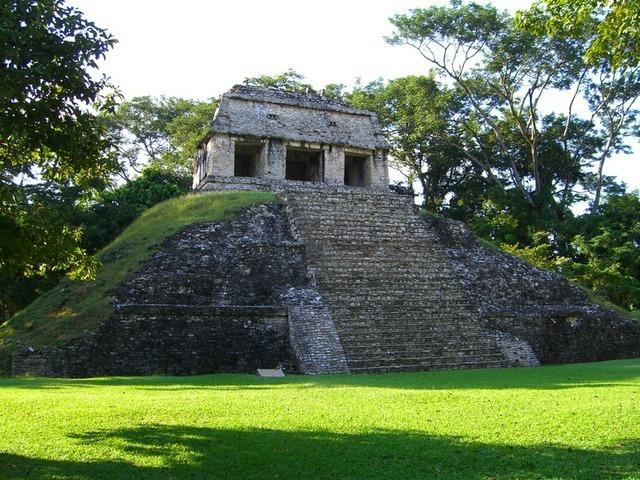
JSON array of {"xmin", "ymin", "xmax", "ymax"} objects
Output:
[
  {"xmin": 11, "ymin": 85, "xmax": 640, "ymax": 377},
  {"xmin": 192, "ymin": 85, "xmax": 390, "ymax": 191}
]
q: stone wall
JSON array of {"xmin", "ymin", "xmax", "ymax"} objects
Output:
[
  {"xmin": 213, "ymin": 85, "xmax": 388, "ymax": 150},
  {"xmin": 195, "ymin": 175, "xmax": 391, "ymax": 193},
  {"xmin": 206, "ymin": 132, "xmax": 234, "ymax": 177},
  {"xmin": 194, "ymin": 84, "xmax": 390, "ymax": 190},
  {"xmin": 13, "ymin": 306, "xmax": 294, "ymax": 377},
  {"xmin": 197, "ymin": 139, "xmax": 388, "ymax": 189},
  {"xmin": 431, "ymin": 216, "xmax": 640, "ymax": 363},
  {"xmin": 264, "ymin": 139, "xmax": 285, "ymax": 179},
  {"xmin": 323, "ymin": 145, "xmax": 345, "ymax": 186}
]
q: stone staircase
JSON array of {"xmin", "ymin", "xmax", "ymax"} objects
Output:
[{"xmin": 283, "ymin": 188, "xmax": 513, "ymax": 373}]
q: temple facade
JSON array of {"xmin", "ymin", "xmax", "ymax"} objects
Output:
[{"xmin": 192, "ymin": 85, "xmax": 390, "ymax": 191}]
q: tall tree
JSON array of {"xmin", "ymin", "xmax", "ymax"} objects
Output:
[
  {"xmin": 348, "ymin": 76, "xmax": 488, "ymax": 211},
  {"xmin": 0, "ymin": 0, "xmax": 118, "ymax": 282},
  {"xmin": 388, "ymin": 1, "xmax": 640, "ymax": 214},
  {"xmin": 518, "ymin": 0, "xmax": 640, "ymax": 211},
  {"xmin": 567, "ymin": 192, "xmax": 640, "ymax": 310},
  {"xmin": 105, "ymin": 96, "xmax": 217, "ymax": 179}
]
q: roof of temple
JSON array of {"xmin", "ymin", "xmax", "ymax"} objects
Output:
[{"xmin": 209, "ymin": 85, "xmax": 390, "ymax": 150}]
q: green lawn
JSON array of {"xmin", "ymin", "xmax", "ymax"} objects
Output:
[{"xmin": 1, "ymin": 360, "xmax": 639, "ymax": 479}]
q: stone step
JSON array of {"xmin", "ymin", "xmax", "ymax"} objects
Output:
[
  {"xmin": 338, "ymin": 329, "xmax": 497, "ymax": 345},
  {"xmin": 342, "ymin": 343, "xmax": 501, "ymax": 354},
  {"xmin": 348, "ymin": 349, "xmax": 504, "ymax": 360},
  {"xmin": 332, "ymin": 323, "xmax": 488, "ymax": 334},
  {"xmin": 349, "ymin": 360, "xmax": 509, "ymax": 373},
  {"xmin": 283, "ymin": 189, "xmax": 511, "ymax": 373}
]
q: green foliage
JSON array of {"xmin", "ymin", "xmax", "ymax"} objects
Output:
[
  {"xmin": 500, "ymin": 236, "xmax": 570, "ymax": 273},
  {"xmin": 80, "ymin": 165, "xmax": 191, "ymax": 253},
  {"xmin": 0, "ymin": 167, "xmax": 190, "ymax": 323},
  {"xmin": 381, "ymin": 1, "xmax": 639, "ymax": 311},
  {"xmin": 0, "ymin": 191, "xmax": 279, "ymax": 373},
  {"xmin": 243, "ymin": 69, "xmax": 315, "ymax": 94},
  {"xmin": 388, "ymin": 0, "xmax": 639, "ymax": 214},
  {"xmin": 105, "ymin": 96, "xmax": 217, "ymax": 176},
  {"xmin": 565, "ymin": 193, "xmax": 640, "ymax": 310},
  {"xmin": 0, "ymin": 93, "xmax": 215, "ymax": 321},
  {"xmin": 519, "ymin": 0, "xmax": 640, "ymax": 69},
  {"xmin": 0, "ymin": 0, "xmax": 118, "ymax": 284},
  {"xmin": 243, "ymin": 69, "xmax": 348, "ymax": 100},
  {"xmin": 1, "ymin": 360, "xmax": 640, "ymax": 478},
  {"xmin": 348, "ymin": 76, "xmax": 484, "ymax": 212}
]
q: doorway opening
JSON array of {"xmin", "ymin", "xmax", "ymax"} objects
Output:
[
  {"xmin": 344, "ymin": 155, "xmax": 369, "ymax": 187},
  {"xmin": 285, "ymin": 149, "xmax": 323, "ymax": 182},
  {"xmin": 234, "ymin": 143, "xmax": 261, "ymax": 177}
]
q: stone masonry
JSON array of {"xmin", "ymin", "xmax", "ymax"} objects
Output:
[
  {"xmin": 13, "ymin": 186, "xmax": 640, "ymax": 377},
  {"xmin": 193, "ymin": 85, "xmax": 390, "ymax": 191},
  {"xmin": 283, "ymin": 187, "xmax": 640, "ymax": 371}
]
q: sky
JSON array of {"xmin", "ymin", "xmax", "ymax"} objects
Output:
[{"xmin": 68, "ymin": 0, "xmax": 639, "ymax": 191}]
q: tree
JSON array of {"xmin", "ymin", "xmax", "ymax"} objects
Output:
[
  {"xmin": 388, "ymin": 1, "xmax": 640, "ymax": 214},
  {"xmin": 243, "ymin": 69, "xmax": 315, "ymax": 94},
  {"xmin": 566, "ymin": 192, "xmax": 640, "ymax": 310},
  {"xmin": 347, "ymin": 76, "xmax": 488, "ymax": 211},
  {"xmin": 80, "ymin": 165, "xmax": 191, "ymax": 254},
  {"xmin": 519, "ymin": 0, "xmax": 640, "ymax": 70},
  {"xmin": 105, "ymin": 96, "xmax": 217, "ymax": 179},
  {"xmin": 0, "ymin": 0, "xmax": 118, "ymax": 283},
  {"xmin": 518, "ymin": 0, "xmax": 640, "ymax": 211},
  {"xmin": 243, "ymin": 69, "xmax": 346, "ymax": 99}
]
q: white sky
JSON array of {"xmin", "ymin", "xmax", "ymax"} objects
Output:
[{"xmin": 69, "ymin": 0, "xmax": 639, "ymax": 191}]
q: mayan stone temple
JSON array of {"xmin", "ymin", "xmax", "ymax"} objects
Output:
[
  {"xmin": 192, "ymin": 84, "xmax": 390, "ymax": 191},
  {"xmin": 12, "ymin": 85, "xmax": 640, "ymax": 377}
]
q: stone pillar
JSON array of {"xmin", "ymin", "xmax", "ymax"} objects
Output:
[
  {"xmin": 370, "ymin": 149, "xmax": 389, "ymax": 188},
  {"xmin": 192, "ymin": 146, "xmax": 206, "ymax": 189},
  {"xmin": 265, "ymin": 139, "xmax": 286, "ymax": 179},
  {"xmin": 206, "ymin": 133, "xmax": 234, "ymax": 177},
  {"xmin": 363, "ymin": 153, "xmax": 374, "ymax": 187},
  {"xmin": 324, "ymin": 145, "xmax": 345, "ymax": 186}
]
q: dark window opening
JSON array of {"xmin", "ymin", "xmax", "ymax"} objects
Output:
[
  {"xmin": 286, "ymin": 149, "xmax": 323, "ymax": 182},
  {"xmin": 234, "ymin": 143, "xmax": 261, "ymax": 178},
  {"xmin": 344, "ymin": 155, "xmax": 369, "ymax": 187}
]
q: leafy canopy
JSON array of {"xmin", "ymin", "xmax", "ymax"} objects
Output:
[
  {"xmin": 0, "ymin": 0, "xmax": 118, "ymax": 283},
  {"xmin": 105, "ymin": 96, "xmax": 217, "ymax": 178},
  {"xmin": 518, "ymin": 0, "xmax": 640, "ymax": 69}
]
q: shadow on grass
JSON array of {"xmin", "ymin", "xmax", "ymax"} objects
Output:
[
  {"xmin": 1, "ymin": 425, "xmax": 638, "ymax": 479},
  {"xmin": 4, "ymin": 359, "xmax": 640, "ymax": 392}
]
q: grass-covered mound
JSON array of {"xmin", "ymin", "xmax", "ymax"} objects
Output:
[
  {"xmin": 0, "ymin": 360, "xmax": 639, "ymax": 479},
  {"xmin": 0, "ymin": 191, "xmax": 279, "ymax": 373}
]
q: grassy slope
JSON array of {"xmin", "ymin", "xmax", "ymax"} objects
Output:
[
  {"xmin": 0, "ymin": 360, "xmax": 639, "ymax": 479},
  {"xmin": 0, "ymin": 191, "xmax": 278, "ymax": 371}
]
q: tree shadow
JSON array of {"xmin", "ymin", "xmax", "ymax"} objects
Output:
[
  {"xmin": 5, "ymin": 359, "xmax": 640, "ymax": 392},
  {"xmin": 1, "ymin": 424, "xmax": 638, "ymax": 479}
]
